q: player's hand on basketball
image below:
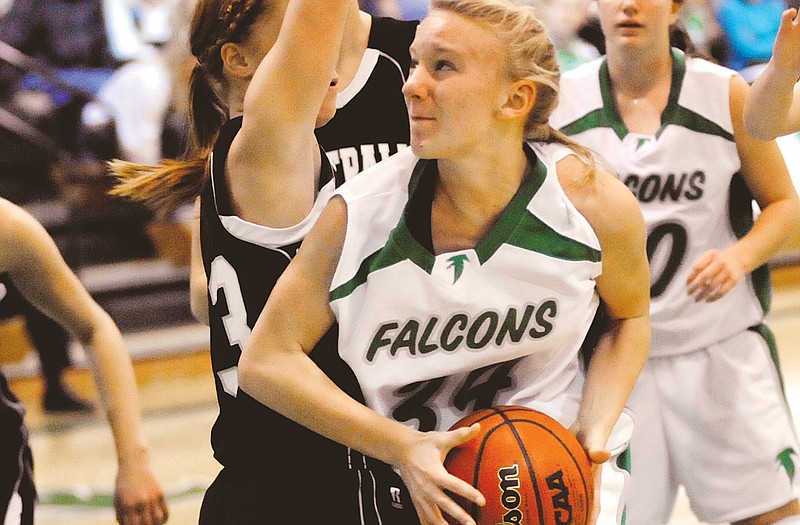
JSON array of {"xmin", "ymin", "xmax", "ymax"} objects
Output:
[
  {"xmin": 571, "ymin": 423, "xmax": 610, "ymax": 525},
  {"xmin": 686, "ymin": 249, "xmax": 744, "ymax": 303},
  {"xmin": 398, "ymin": 423, "xmax": 485, "ymax": 525},
  {"xmin": 114, "ymin": 462, "xmax": 169, "ymax": 525},
  {"xmin": 772, "ymin": 8, "xmax": 800, "ymax": 75}
]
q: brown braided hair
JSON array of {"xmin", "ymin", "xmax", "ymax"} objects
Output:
[{"xmin": 110, "ymin": 0, "xmax": 269, "ymax": 216}]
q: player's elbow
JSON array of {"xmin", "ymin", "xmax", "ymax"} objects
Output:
[
  {"xmin": 744, "ymin": 119, "xmax": 779, "ymax": 141},
  {"xmin": 237, "ymin": 345, "xmax": 271, "ymax": 402}
]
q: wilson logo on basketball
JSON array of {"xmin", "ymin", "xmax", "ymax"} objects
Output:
[
  {"xmin": 498, "ymin": 464, "xmax": 523, "ymax": 523},
  {"xmin": 546, "ymin": 470, "xmax": 573, "ymax": 525}
]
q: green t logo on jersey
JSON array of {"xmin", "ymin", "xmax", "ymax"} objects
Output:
[
  {"xmin": 777, "ymin": 448, "xmax": 797, "ymax": 481},
  {"xmin": 447, "ymin": 254, "xmax": 469, "ymax": 284}
]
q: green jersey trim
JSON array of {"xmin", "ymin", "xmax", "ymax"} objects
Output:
[
  {"xmin": 729, "ymin": 173, "xmax": 772, "ymax": 314},
  {"xmin": 330, "ymin": 144, "xmax": 601, "ymax": 301},
  {"xmin": 560, "ymin": 50, "xmax": 733, "ymax": 142}
]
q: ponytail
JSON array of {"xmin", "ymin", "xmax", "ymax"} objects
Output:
[
  {"xmin": 109, "ymin": 155, "xmax": 209, "ymax": 217},
  {"xmin": 109, "ymin": 63, "xmax": 221, "ymax": 217},
  {"xmin": 526, "ymin": 123, "xmax": 599, "ymax": 181},
  {"xmin": 110, "ymin": 0, "xmax": 265, "ymax": 216},
  {"xmin": 670, "ymin": 18, "xmax": 714, "ymax": 62}
]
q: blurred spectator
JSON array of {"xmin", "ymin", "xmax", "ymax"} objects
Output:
[
  {"xmin": 529, "ymin": 0, "xmax": 599, "ymax": 71},
  {"xmin": 681, "ymin": 0, "xmax": 728, "ymax": 61},
  {"xmin": 359, "ymin": 0, "xmax": 427, "ymax": 20},
  {"xmin": 0, "ymin": 0, "xmax": 175, "ymax": 160},
  {"xmin": 91, "ymin": 0, "xmax": 191, "ymax": 163},
  {"xmin": 716, "ymin": 0, "xmax": 785, "ymax": 78}
]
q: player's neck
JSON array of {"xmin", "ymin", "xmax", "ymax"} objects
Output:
[{"xmin": 607, "ymin": 45, "xmax": 672, "ymax": 101}]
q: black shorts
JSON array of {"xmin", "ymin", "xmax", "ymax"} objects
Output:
[{"xmin": 199, "ymin": 450, "xmax": 419, "ymax": 524}]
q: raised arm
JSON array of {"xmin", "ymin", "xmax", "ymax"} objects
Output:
[
  {"xmin": 0, "ymin": 199, "xmax": 167, "ymax": 525},
  {"xmin": 744, "ymin": 8, "xmax": 800, "ymax": 140},
  {"xmin": 238, "ymin": 197, "xmax": 485, "ymax": 525},
  {"xmin": 236, "ymin": 0, "xmax": 351, "ymax": 163}
]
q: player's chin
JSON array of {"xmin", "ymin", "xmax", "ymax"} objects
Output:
[{"xmin": 410, "ymin": 140, "xmax": 438, "ymax": 159}]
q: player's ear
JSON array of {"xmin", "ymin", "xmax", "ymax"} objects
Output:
[
  {"xmin": 499, "ymin": 79, "xmax": 536, "ymax": 123},
  {"xmin": 220, "ymin": 42, "xmax": 253, "ymax": 79}
]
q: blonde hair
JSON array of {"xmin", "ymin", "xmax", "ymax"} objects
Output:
[{"xmin": 431, "ymin": 0, "xmax": 596, "ymax": 167}]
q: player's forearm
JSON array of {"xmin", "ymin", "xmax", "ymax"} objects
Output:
[
  {"xmin": 82, "ymin": 310, "xmax": 152, "ymax": 465},
  {"xmin": 746, "ymin": 62, "xmax": 800, "ymax": 140},
  {"xmin": 238, "ymin": 344, "xmax": 417, "ymax": 467},
  {"xmin": 731, "ymin": 197, "xmax": 800, "ymax": 274},
  {"xmin": 575, "ymin": 315, "xmax": 649, "ymax": 446}
]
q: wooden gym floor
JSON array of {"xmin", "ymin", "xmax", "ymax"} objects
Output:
[{"xmin": 5, "ymin": 265, "xmax": 800, "ymax": 525}]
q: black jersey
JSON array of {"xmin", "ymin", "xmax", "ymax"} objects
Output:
[
  {"xmin": 200, "ymin": 116, "xmax": 347, "ymax": 468},
  {"xmin": 198, "ymin": 118, "xmax": 418, "ymax": 524},
  {"xmin": 315, "ymin": 16, "xmax": 418, "ymax": 181},
  {"xmin": 0, "ymin": 371, "xmax": 33, "ymax": 524}
]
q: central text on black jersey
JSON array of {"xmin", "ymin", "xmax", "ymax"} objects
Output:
[{"xmin": 326, "ymin": 143, "xmax": 408, "ymax": 180}]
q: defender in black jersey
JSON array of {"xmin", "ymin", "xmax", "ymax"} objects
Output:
[
  {"xmin": 0, "ymin": 276, "xmax": 34, "ymax": 525},
  {"xmin": 111, "ymin": 2, "xmax": 421, "ymax": 522},
  {"xmin": 315, "ymin": 16, "xmax": 418, "ymax": 181},
  {"xmin": 199, "ymin": 117, "xmax": 416, "ymax": 523}
]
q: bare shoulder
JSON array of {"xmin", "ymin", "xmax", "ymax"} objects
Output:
[
  {"xmin": 0, "ymin": 198, "xmax": 46, "ymax": 269},
  {"xmin": 556, "ymin": 154, "xmax": 643, "ymax": 243}
]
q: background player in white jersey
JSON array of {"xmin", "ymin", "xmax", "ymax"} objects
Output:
[
  {"xmin": 0, "ymin": 198, "xmax": 167, "ymax": 525},
  {"xmin": 238, "ymin": 1, "xmax": 651, "ymax": 524},
  {"xmin": 744, "ymin": 6, "xmax": 800, "ymax": 140},
  {"xmin": 111, "ymin": 0, "xmax": 419, "ymax": 522},
  {"xmin": 551, "ymin": 0, "xmax": 800, "ymax": 523}
]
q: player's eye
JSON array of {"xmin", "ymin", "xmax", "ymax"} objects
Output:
[{"xmin": 435, "ymin": 60, "xmax": 454, "ymax": 72}]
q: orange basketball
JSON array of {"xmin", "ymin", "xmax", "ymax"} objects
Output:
[{"xmin": 444, "ymin": 405, "xmax": 593, "ymax": 525}]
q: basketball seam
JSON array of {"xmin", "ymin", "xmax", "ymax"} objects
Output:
[{"xmin": 494, "ymin": 407, "xmax": 547, "ymax": 525}]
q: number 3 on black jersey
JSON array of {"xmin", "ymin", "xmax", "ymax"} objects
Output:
[{"xmin": 208, "ymin": 255, "xmax": 251, "ymax": 397}]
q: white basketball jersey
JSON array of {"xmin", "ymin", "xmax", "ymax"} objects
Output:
[
  {"xmin": 330, "ymin": 144, "xmax": 602, "ymax": 433},
  {"xmin": 552, "ymin": 50, "xmax": 769, "ymax": 357}
]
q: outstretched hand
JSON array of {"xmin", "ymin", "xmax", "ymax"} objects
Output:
[{"xmin": 398, "ymin": 423, "xmax": 485, "ymax": 525}]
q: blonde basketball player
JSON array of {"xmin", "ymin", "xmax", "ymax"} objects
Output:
[{"xmin": 238, "ymin": 1, "xmax": 651, "ymax": 524}]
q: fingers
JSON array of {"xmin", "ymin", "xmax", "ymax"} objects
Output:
[
  {"xmin": 587, "ymin": 449, "xmax": 611, "ymax": 464},
  {"xmin": 686, "ymin": 251, "xmax": 740, "ymax": 302},
  {"xmin": 412, "ymin": 490, "xmax": 476, "ymax": 525},
  {"xmin": 116, "ymin": 498, "xmax": 168, "ymax": 525},
  {"xmin": 447, "ymin": 423, "xmax": 481, "ymax": 450},
  {"xmin": 687, "ymin": 270, "xmax": 735, "ymax": 302},
  {"xmin": 443, "ymin": 424, "xmax": 485, "ymax": 508}
]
